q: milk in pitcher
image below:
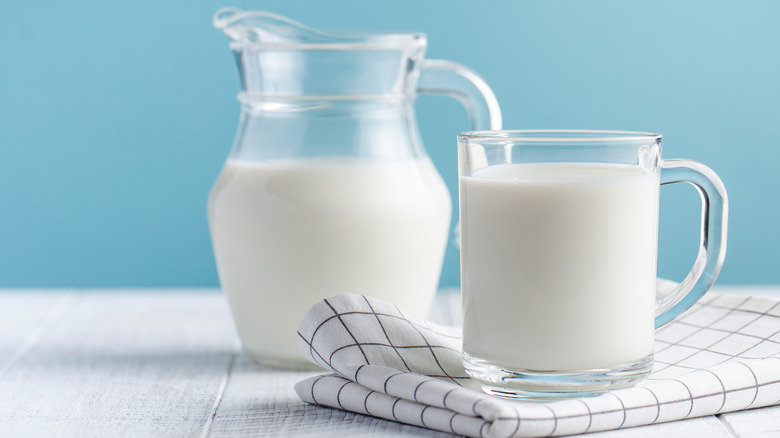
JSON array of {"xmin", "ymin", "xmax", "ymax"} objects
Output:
[{"xmin": 209, "ymin": 157, "xmax": 451, "ymax": 365}]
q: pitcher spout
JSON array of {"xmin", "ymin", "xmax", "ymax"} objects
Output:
[
  {"xmin": 213, "ymin": 7, "xmax": 340, "ymax": 46},
  {"xmin": 213, "ymin": 7, "xmax": 425, "ymax": 50},
  {"xmin": 213, "ymin": 8, "xmax": 427, "ymax": 98}
]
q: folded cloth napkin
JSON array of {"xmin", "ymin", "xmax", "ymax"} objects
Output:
[{"xmin": 295, "ymin": 292, "xmax": 780, "ymax": 438}]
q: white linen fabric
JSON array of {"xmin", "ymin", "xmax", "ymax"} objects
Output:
[{"xmin": 294, "ymin": 292, "xmax": 780, "ymax": 437}]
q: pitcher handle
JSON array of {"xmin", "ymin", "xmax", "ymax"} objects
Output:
[
  {"xmin": 655, "ymin": 159, "xmax": 729, "ymax": 328},
  {"xmin": 417, "ymin": 60, "xmax": 502, "ymax": 130}
]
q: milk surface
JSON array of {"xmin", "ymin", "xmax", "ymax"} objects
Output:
[
  {"xmin": 209, "ymin": 158, "xmax": 450, "ymax": 365},
  {"xmin": 460, "ymin": 162, "xmax": 659, "ymax": 371}
]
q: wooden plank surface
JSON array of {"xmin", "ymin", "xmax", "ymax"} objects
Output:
[
  {"xmin": 719, "ymin": 405, "xmax": 780, "ymax": 438},
  {"xmin": 0, "ymin": 287, "xmax": 777, "ymax": 437},
  {"xmin": 0, "ymin": 290, "xmax": 75, "ymax": 374},
  {"xmin": 0, "ymin": 290, "xmax": 236, "ymax": 437},
  {"xmin": 208, "ymin": 352, "xmax": 456, "ymax": 437}
]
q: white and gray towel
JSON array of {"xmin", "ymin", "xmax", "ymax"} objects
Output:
[{"xmin": 294, "ymin": 292, "xmax": 780, "ymax": 437}]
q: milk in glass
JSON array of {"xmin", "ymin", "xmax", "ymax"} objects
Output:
[{"xmin": 460, "ymin": 162, "xmax": 659, "ymax": 371}]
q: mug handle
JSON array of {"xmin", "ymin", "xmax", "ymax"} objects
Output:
[
  {"xmin": 417, "ymin": 59, "xmax": 502, "ymax": 131},
  {"xmin": 655, "ymin": 159, "xmax": 729, "ymax": 328}
]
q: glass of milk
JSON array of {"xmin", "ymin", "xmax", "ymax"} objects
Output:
[
  {"xmin": 458, "ymin": 130, "xmax": 728, "ymax": 398},
  {"xmin": 208, "ymin": 9, "xmax": 502, "ymax": 369}
]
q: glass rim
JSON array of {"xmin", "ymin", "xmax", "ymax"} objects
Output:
[
  {"xmin": 458, "ymin": 130, "xmax": 662, "ymax": 143},
  {"xmin": 228, "ymin": 32, "xmax": 426, "ymax": 51}
]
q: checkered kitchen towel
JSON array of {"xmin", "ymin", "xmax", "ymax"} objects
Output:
[{"xmin": 294, "ymin": 291, "xmax": 780, "ymax": 437}]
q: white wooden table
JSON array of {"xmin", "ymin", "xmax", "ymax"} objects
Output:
[{"xmin": 1, "ymin": 287, "xmax": 778, "ymax": 437}]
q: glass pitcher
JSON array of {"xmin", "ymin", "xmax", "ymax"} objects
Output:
[{"xmin": 208, "ymin": 8, "xmax": 501, "ymax": 368}]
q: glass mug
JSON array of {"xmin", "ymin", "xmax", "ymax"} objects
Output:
[{"xmin": 457, "ymin": 130, "xmax": 728, "ymax": 398}]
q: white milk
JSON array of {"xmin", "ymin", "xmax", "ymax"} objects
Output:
[
  {"xmin": 208, "ymin": 158, "xmax": 451, "ymax": 365},
  {"xmin": 460, "ymin": 162, "xmax": 659, "ymax": 371}
]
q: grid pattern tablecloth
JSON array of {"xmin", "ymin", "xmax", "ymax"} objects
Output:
[{"xmin": 295, "ymin": 292, "xmax": 780, "ymax": 438}]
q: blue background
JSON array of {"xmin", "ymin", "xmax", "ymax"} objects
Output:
[{"xmin": 1, "ymin": 0, "xmax": 778, "ymax": 288}]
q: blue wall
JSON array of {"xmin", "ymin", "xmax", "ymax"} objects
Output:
[{"xmin": 1, "ymin": 0, "xmax": 778, "ymax": 287}]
